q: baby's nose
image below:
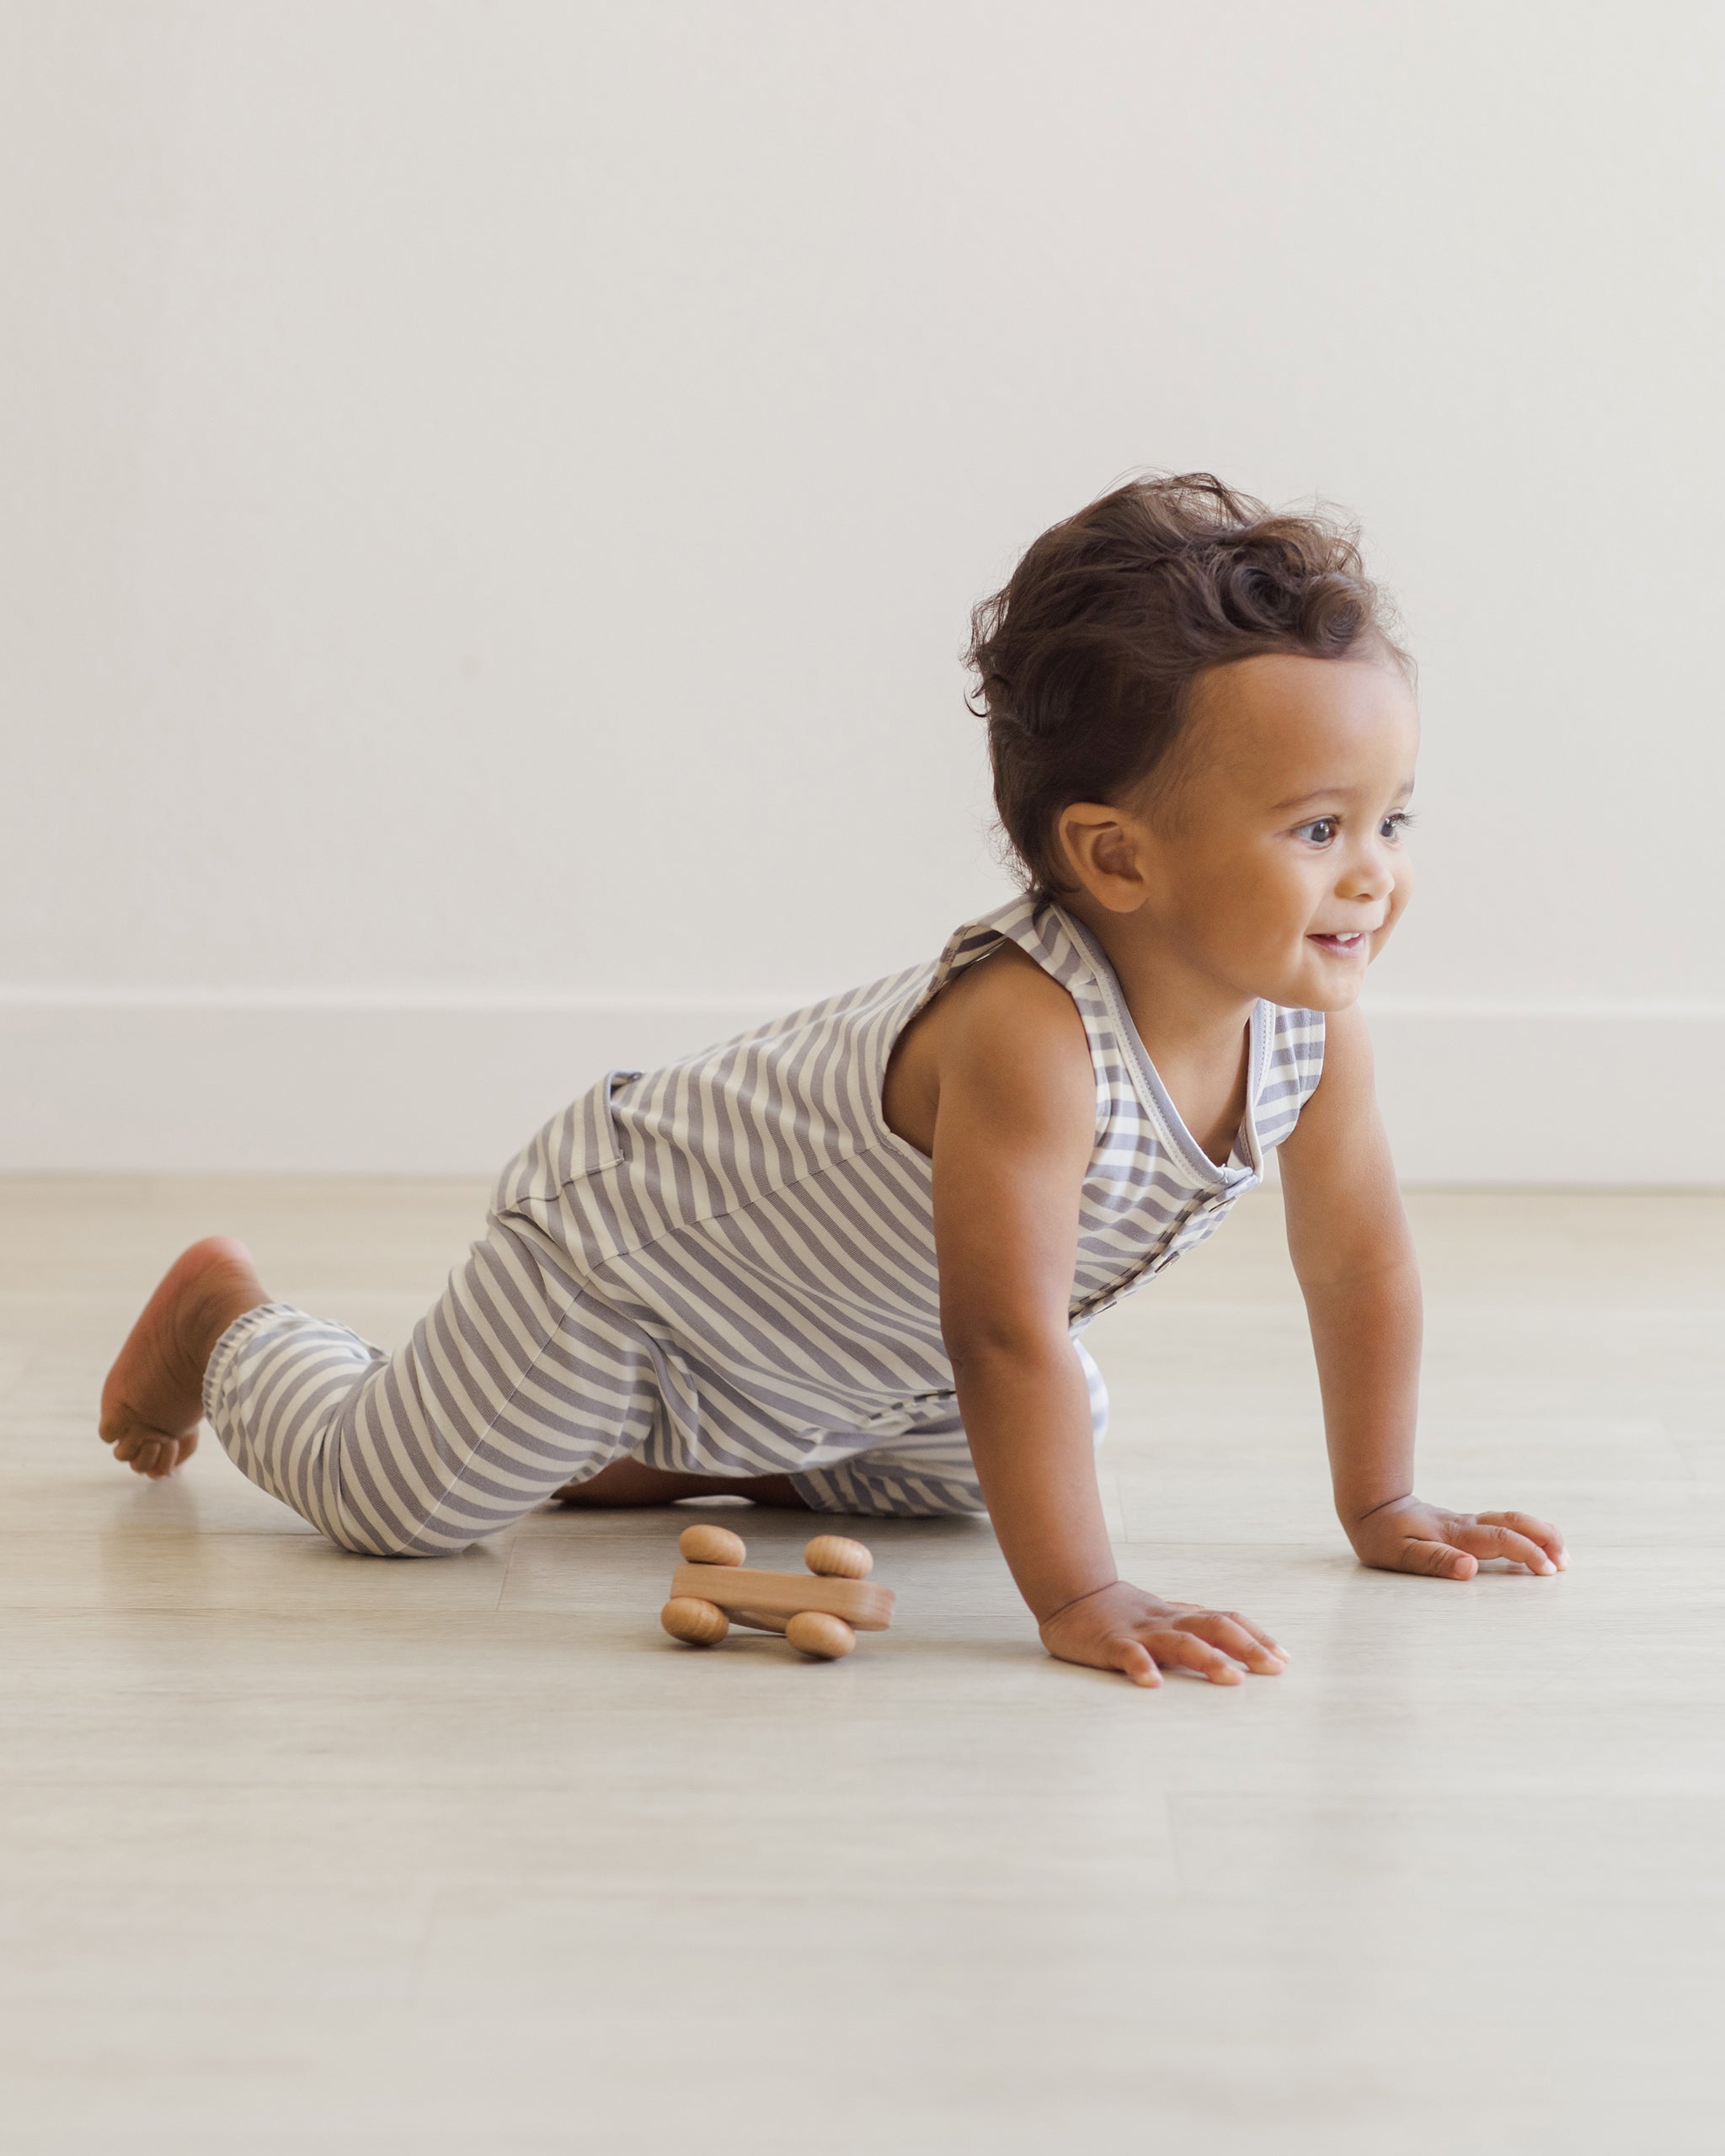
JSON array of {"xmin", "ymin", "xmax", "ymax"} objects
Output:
[{"xmin": 1341, "ymin": 846, "xmax": 1396, "ymax": 901}]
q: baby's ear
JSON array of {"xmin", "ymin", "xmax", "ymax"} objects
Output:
[{"xmin": 1056, "ymin": 803, "xmax": 1151, "ymax": 913}]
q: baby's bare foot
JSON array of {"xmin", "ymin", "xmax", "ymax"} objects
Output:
[{"xmin": 99, "ymin": 1237, "xmax": 267, "ymax": 1479}]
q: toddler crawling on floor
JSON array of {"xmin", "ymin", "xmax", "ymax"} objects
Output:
[{"xmin": 99, "ymin": 473, "xmax": 1567, "ymax": 1684}]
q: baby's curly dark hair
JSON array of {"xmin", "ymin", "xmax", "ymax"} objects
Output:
[{"xmin": 967, "ymin": 472, "xmax": 1412, "ymax": 901}]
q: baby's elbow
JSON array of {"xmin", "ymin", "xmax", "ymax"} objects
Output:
[{"xmin": 943, "ymin": 1312, "xmax": 1074, "ymax": 1377}]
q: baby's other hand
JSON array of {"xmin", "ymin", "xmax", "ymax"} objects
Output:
[
  {"xmin": 1038, "ymin": 1581, "xmax": 1288, "ymax": 1688},
  {"xmin": 1349, "ymin": 1497, "xmax": 1567, "ymax": 1581}
]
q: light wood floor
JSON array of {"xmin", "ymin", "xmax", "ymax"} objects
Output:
[{"xmin": 3, "ymin": 1178, "xmax": 1722, "ymax": 2155}]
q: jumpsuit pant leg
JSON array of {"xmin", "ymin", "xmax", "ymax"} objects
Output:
[
  {"xmin": 201, "ymin": 1213, "xmax": 660, "ymax": 1555},
  {"xmin": 791, "ymin": 1337, "xmax": 1110, "ymax": 1518}
]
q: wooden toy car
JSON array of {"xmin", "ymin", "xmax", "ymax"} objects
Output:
[{"xmin": 660, "ymin": 1524, "xmax": 894, "ymax": 1660}]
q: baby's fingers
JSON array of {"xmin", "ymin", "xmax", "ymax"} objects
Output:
[
  {"xmin": 1451, "ymin": 1517, "xmax": 1558, "ymax": 1575},
  {"xmin": 1477, "ymin": 1509, "xmax": 1567, "ymax": 1569},
  {"xmin": 1399, "ymin": 1538, "xmax": 1479, "ymax": 1581},
  {"xmin": 1177, "ymin": 1610, "xmax": 1288, "ymax": 1675},
  {"xmin": 1109, "ymin": 1638, "xmax": 1163, "ymax": 1689},
  {"xmin": 1151, "ymin": 1632, "xmax": 1247, "ymax": 1685}
]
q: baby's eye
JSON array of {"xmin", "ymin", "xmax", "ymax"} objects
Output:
[
  {"xmin": 1380, "ymin": 810, "xmax": 1415, "ymax": 842},
  {"xmin": 1293, "ymin": 817, "xmax": 1338, "ymax": 846}
]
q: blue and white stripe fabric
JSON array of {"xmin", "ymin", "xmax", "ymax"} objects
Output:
[{"xmin": 204, "ymin": 897, "xmax": 1324, "ymax": 1552}]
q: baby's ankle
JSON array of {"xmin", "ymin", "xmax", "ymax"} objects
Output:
[{"xmin": 176, "ymin": 1241, "xmax": 267, "ymax": 1383}]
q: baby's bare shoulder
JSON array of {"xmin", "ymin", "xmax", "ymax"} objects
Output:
[
  {"xmin": 947, "ymin": 940, "xmax": 1083, "ymax": 1029},
  {"xmin": 889, "ymin": 943, "xmax": 1089, "ymax": 1155},
  {"xmin": 939, "ymin": 944, "xmax": 1093, "ymax": 1095},
  {"xmin": 927, "ymin": 944, "xmax": 1097, "ymax": 1173}
]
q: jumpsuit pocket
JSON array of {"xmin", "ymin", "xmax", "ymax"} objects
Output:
[{"xmin": 490, "ymin": 1069, "xmax": 644, "ymax": 1214}]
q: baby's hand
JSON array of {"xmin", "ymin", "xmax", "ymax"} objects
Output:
[
  {"xmin": 1350, "ymin": 1497, "xmax": 1567, "ymax": 1580},
  {"xmin": 1038, "ymin": 1581, "xmax": 1288, "ymax": 1689}
]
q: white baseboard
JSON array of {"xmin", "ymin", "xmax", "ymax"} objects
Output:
[
  {"xmin": 1364, "ymin": 1002, "xmax": 1722, "ymax": 1185},
  {"xmin": 1, "ymin": 995, "xmax": 1720, "ymax": 1183}
]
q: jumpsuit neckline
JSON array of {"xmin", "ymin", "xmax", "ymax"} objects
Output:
[{"xmin": 1053, "ymin": 906, "xmax": 1266, "ymax": 1193}]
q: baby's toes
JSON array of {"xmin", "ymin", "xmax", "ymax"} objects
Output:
[{"xmin": 103, "ymin": 1417, "xmax": 146, "ymax": 1462}]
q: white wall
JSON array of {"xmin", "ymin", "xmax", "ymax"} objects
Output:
[{"xmin": 3, "ymin": 1, "xmax": 1722, "ymax": 1180}]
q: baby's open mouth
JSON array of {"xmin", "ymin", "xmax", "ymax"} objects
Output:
[{"xmin": 1308, "ymin": 931, "xmax": 1369, "ymax": 953}]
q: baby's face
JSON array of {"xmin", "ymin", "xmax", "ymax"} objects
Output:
[{"xmin": 1139, "ymin": 652, "xmax": 1419, "ymax": 1012}]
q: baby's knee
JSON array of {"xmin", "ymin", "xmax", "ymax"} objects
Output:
[{"xmin": 318, "ymin": 1508, "xmax": 487, "ymax": 1561}]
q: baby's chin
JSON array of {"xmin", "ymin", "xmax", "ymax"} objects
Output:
[
  {"xmin": 1300, "ymin": 979, "xmax": 1367, "ymax": 1013},
  {"xmin": 1265, "ymin": 958, "xmax": 1370, "ymax": 1012},
  {"xmin": 1226, "ymin": 947, "xmax": 1371, "ymax": 1011}
]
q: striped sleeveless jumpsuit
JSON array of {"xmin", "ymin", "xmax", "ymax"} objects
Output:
[{"xmin": 203, "ymin": 898, "xmax": 1324, "ymax": 1554}]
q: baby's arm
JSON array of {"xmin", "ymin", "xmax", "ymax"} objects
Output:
[
  {"xmin": 1278, "ymin": 1006, "xmax": 1567, "ymax": 1578},
  {"xmin": 929, "ymin": 953, "xmax": 1286, "ymax": 1686}
]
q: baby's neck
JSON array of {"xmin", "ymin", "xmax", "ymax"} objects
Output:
[
  {"xmin": 1058, "ymin": 895, "xmax": 1257, "ymax": 1069},
  {"xmin": 1057, "ymin": 898, "xmax": 1258, "ymax": 1167}
]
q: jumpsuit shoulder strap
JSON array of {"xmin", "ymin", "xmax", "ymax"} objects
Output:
[{"xmin": 924, "ymin": 894, "xmax": 1097, "ymax": 1005}]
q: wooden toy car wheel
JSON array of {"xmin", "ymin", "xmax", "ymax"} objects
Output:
[
  {"xmin": 661, "ymin": 1595, "xmax": 730, "ymax": 1646},
  {"xmin": 785, "ymin": 1610, "xmax": 856, "ymax": 1659}
]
